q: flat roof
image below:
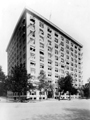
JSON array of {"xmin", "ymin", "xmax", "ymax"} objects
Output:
[{"xmin": 6, "ymin": 8, "xmax": 83, "ymax": 51}]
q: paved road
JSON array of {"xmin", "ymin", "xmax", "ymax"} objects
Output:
[{"xmin": 0, "ymin": 99, "xmax": 90, "ymax": 120}]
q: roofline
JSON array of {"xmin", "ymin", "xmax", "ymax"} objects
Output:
[
  {"xmin": 25, "ymin": 8, "xmax": 83, "ymax": 48},
  {"xmin": 6, "ymin": 8, "xmax": 83, "ymax": 52}
]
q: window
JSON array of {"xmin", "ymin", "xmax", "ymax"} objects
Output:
[
  {"xmin": 30, "ymin": 61, "xmax": 35, "ymax": 66},
  {"xmin": 61, "ymin": 41, "xmax": 64, "ymax": 46},
  {"xmin": 39, "ymin": 36, "xmax": 44, "ymax": 42},
  {"xmin": 48, "ymin": 46, "xmax": 52, "ymax": 52},
  {"xmin": 71, "ymin": 57, "xmax": 73, "ymax": 61},
  {"xmin": 66, "ymin": 55, "xmax": 69, "ymax": 59},
  {"xmin": 71, "ymin": 67, "xmax": 73, "ymax": 71},
  {"xmin": 55, "ymin": 68, "xmax": 58, "ymax": 72},
  {"xmin": 66, "ymin": 45, "xmax": 69, "ymax": 49},
  {"xmin": 48, "ymin": 59, "xmax": 52, "ymax": 64},
  {"xmin": 48, "ymin": 66, "xmax": 52, "ymax": 71},
  {"xmin": 30, "ymin": 15, "xmax": 35, "ymax": 23},
  {"xmin": 66, "ymin": 50, "xmax": 69, "ymax": 54},
  {"xmin": 30, "ymin": 46, "xmax": 35, "ymax": 52},
  {"xmin": 78, "ymin": 48, "xmax": 81, "ymax": 51},
  {"xmin": 30, "ymin": 30, "xmax": 35, "ymax": 37},
  {"xmin": 61, "ymin": 58, "xmax": 64, "ymax": 63},
  {"xmin": 61, "ymin": 52, "xmax": 64, "ymax": 57},
  {"xmin": 66, "ymin": 66, "xmax": 69, "ymax": 70},
  {"xmin": 75, "ymin": 59, "xmax": 77, "ymax": 63},
  {"xmin": 48, "ymin": 73, "xmax": 52, "ymax": 77},
  {"xmin": 61, "ymin": 47, "xmax": 64, "ymax": 51},
  {"xmin": 55, "ymin": 38, "xmax": 58, "ymax": 43},
  {"xmin": 31, "ymin": 68, "xmax": 35, "ymax": 73},
  {"xmin": 48, "ymin": 40, "xmax": 52, "ymax": 46},
  {"xmin": 48, "ymin": 53, "xmax": 52, "ymax": 58},
  {"xmin": 55, "ymin": 74, "xmax": 58, "ymax": 78},
  {"xmin": 55, "ymin": 56, "xmax": 58, "ymax": 60},
  {"xmin": 30, "ymin": 53, "xmax": 35, "ymax": 59},
  {"xmin": 40, "ymin": 42, "xmax": 44, "ymax": 48},
  {"xmin": 75, "ymin": 46, "xmax": 77, "ymax": 49},
  {"xmin": 40, "ymin": 50, "xmax": 44, "ymax": 55},
  {"xmin": 40, "ymin": 64, "xmax": 44, "ymax": 68},
  {"xmin": 71, "ymin": 52, "xmax": 73, "ymax": 56},
  {"xmin": 61, "ymin": 35, "xmax": 64, "ymax": 41},
  {"xmin": 55, "ymin": 44, "xmax": 58, "ymax": 49},
  {"xmin": 61, "ymin": 65, "xmax": 64, "ymax": 68},
  {"xmin": 75, "ymin": 64, "xmax": 77, "ymax": 68},
  {"xmin": 55, "ymin": 32, "xmax": 58, "ymax": 37},
  {"xmin": 75, "ymin": 50, "xmax": 77, "ymax": 54},
  {"xmin": 40, "ymin": 56, "xmax": 44, "ymax": 62},
  {"xmin": 47, "ymin": 27, "xmax": 52, "ymax": 33},
  {"xmin": 55, "ymin": 62, "xmax": 58, "ymax": 66},
  {"xmin": 66, "ymin": 39, "xmax": 69, "ymax": 43},
  {"xmin": 30, "ymin": 38, "xmax": 35, "ymax": 44},
  {"xmin": 71, "ymin": 42, "xmax": 73, "ymax": 46},
  {"xmin": 71, "ymin": 47, "xmax": 73, "ymax": 51},
  {"xmin": 39, "ymin": 29, "xmax": 44, "ymax": 35},
  {"xmin": 55, "ymin": 50, "xmax": 58, "ymax": 55},
  {"xmin": 39, "ymin": 21, "xmax": 44, "ymax": 28},
  {"xmin": 47, "ymin": 33, "xmax": 51, "ymax": 39},
  {"xmin": 71, "ymin": 62, "xmax": 73, "ymax": 66}
]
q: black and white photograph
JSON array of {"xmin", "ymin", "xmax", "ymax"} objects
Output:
[{"xmin": 0, "ymin": 0, "xmax": 90, "ymax": 120}]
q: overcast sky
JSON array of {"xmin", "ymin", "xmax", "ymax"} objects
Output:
[{"xmin": 0, "ymin": 0, "xmax": 90, "ymax": 84}]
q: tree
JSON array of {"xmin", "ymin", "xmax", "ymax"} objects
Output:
[
  {"xmin": 57, "ymin": 73, "xmax": 77, "ymax": 100},
  {"xmin": 57, "ymin": 76, "xmax": 65, "ymax": 100},
  {"xmin": 0, "ymin": 66, "xmax": 6, "ymax": 96},
  {"xmin": 64, "ymin": 73, "xmax": 77, "ymax": 100},
  {"xmin": 6, "ymin": 64, "xmax": 34, "ymax": 100},
  {"xmin": 38, "ymin": 70, "xmax": 49, "ymax": 99}
]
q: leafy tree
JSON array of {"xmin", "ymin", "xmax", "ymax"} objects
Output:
[
  {"xmin": 47, "ymin": 83, "xmax": 54, "ymax": 98},
  {"xmin": 6, "ymin": 64, "xmax": 34, "ymax": 100},
  {"xmin": 0, "ymin": 66, "xmax": 6, "ymax": 96},
  {"xmin": 38, "ymin": 70, "xmax": 49, "ymax": 99},
  {"xmin": 83, "ymin": 87, "xmax": 89, "ymax": 98},
  {"xmin": 57, "ymin": 76, "xmax": 65, "ymax": 100},
  {"xmin": 57, "ymin": 73, "xmax": 77, "ymax": 100},
  {"xmin": 64, "ymin": 73, "xmax": 73, "ymax": 100}
]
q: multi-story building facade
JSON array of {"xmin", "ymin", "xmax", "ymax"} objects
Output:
[{"xmin": 6, "ymin": 8, "xmax": 83, "ymax": 93}]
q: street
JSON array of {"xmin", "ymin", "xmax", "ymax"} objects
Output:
[{"xmin": 0, "ymin": 99, "xmax": 90, "ymax": 120}]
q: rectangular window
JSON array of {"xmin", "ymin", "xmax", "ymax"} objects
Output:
[
  {"xmin": 48, "ymin": 46, "xmax": 52, "ymax": 52},
  {"xmin": 61, "ymin": 35, "xmax": 64, "ymax": 41},
  {"xmin": 48, "ymin": 59, "xmax": 52, "ymax": 64},
  {"xmin": 61, "ymin": 52, "xmax": 64, "ymax": 57},
  {"xmin": 55, "ymin": 62, "xmax": 58, "ymax": 66},
  {"xmin": 66, "ymin": 39, "xmax": 69, "ymax": 43},
  {"xmin": 40, "ymin": 56, "xmax": 44, "ymax": 62},
  {"xmin": 55, "ymin": 50, "xmax": 58, "ymax": 55},
  {"xmin": 40, "ymin": 50, "xmax": 44, "ymax": 55},
  {"xmin": 48, "ymin": 40, "xmax": 52, "ymax": 46},
  {"xmin": 47, "ymin": 27, "xmax": 52, "ymax": 33},
  {"xmin": 40, "ymin": 64, "xmax": 44, "ymax": 68},
  {"xmin": 55, "ymin": 56, "xmax": 58, "ymax": 60},
  {"xmin": 40, "ymin": 42, "xmax": 44, "ymax": 48},
  {"xmin": 55, "ymin": 38, "xmax": 58, "ymax": 43},
  {"xmin": 47, "ymin": 33, "xmax": 52, "ymax": 39},
  {"xmin": 61, "ymin": 47, "xmax": 64, "ymax": 51},
  {"xmin": 39, "ymin": 21, "xmax": 44, "ymax": 28},
  {"xmin": 55, "ymin": 44, "xmax": 58, "ymax": 49},
  {"xmin": 61, "ymin": 41, "xmax": 64, "ymax": 46},
  {"xmin": 55, "ymin": 32, "xmax": 58, "ymax": 37},
  {"xmin": 39, "ymin": 29, "xmax": 44, "ymax": 35}
]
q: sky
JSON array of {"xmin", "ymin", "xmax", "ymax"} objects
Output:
[{"xmin": 0, "ymin": 0, "xmax": 90, "ymax": 84}]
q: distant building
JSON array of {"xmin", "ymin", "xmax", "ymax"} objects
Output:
[{"xmin": 6, "ymin": 8, "xmax": 83, "ymax": 97}]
